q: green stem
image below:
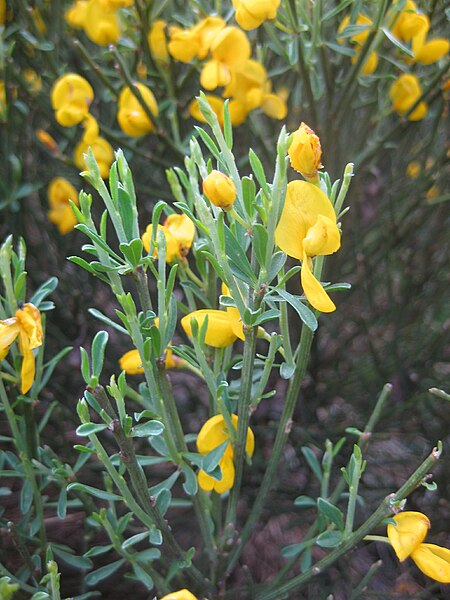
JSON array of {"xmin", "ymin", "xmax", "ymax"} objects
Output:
[
  {"xmin": 225, "ymin": 322, "xmax": 315, "ymax": 575},
  {"xmin": 133, "ymin": 265, "xmax": 153, "ymax": 313},
  {"xmin": 73, "ymin": 40, "xmax": 118, "ymax": 98},
  {"xmin": 224, "ymin": 325, "xmax": 258, "ymax": 531}
]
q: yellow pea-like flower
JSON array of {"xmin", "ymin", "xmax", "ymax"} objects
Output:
[
  {"xmin": 389, "ymin": 73, "xmax": 427, "ymax": 121},
  {"xmin": 47, "ymin": 177, "xmax": 79, "ymax": 235},
  {"xmin": 0, "ymin": 304, "xmax": 43, "ymax": 394},
  {"xmin": 351, "ymin": 49, "xmax": 379, "ymax": 75},
  {"xmin": 83, "ymin": 0, "xmax": 120, "ymax": 46},
  {"xmin": 117, "ymin": 83, "xmax": 158, "ymax": 137},
  {"xmin": 148, "ymin": 20, "xmax": 169, "ymax": 64},
  {"xmin": 65, "ymin": 0, "xmax": 89, "ymax": 28},
  {"xmin": 142, "ymin": 214, "xmax": 195, "ymax": 263},
  {"xmin": 275, "ymin": 181, "xmax": 340, "ymax": 313},
  {"xmin": 210, "ymin": 26, "xmax": 251, "ymax": 68},
  {"xmin": 160, "ymin": 590, "xmax": 198, "ymax": 600},
  {"xmin": 288, "ymin": 122, "xmax": 323, "ymax": 180},
  {"xmin": 51, "ymin": 73, "xmax": 94, "ymax": 127},
  {"xmin": 168, "ymin": 26, "xmax": 201, "ymax": 63},
  {"xmin": 202, "ymin": 170, "xmax": 237, "ymax": 211},
  {"xmin": 387, "ymin": 511, "xmax": 450, "ymax": 583},
  {"xmin": 181, "ymin": 309, "xmax": 243, "ymax": 348},
  {"xmin": 232, "ymin": 0, "xmax": 280, "ymax": 31},
  {"xmin": 192, "ymin": 16, "xmax": 226, "ymax": 60},
  {"xmin": 196, "ymin": 414, "xmax": 254, "ymax": 493}
]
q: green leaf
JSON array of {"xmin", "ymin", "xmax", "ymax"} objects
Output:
[
  {"xmin": 85, "ymin": 559, "xmax": 125, "ymax": 586},
  {"xmin": 29, "ymin": 277, "xmax": 58, "ymax": 308},
  {"xmin": 182, "ymin": 464, "xmax": 198, "ymax": 496},
  {"xmin": 132, "ymin": 563, "xmax": 154, "ymax": 590},
  {"xmin": 202, "ymin": 439, "xmax": 229, "ymax": 473},
  {"xmin": 294, "ymin": 495, "xmax": 316, "ymax": 508},
  {"xmin": 267, "ymin": 252, "xmax": 287, "ymax": 283},
  {"xmin": 80, "ymin": 347, "xmax": 90, "ymax": 384},
  {"xmin": 52, "ymin": 546, "xmax": 93, "ymax": 570},
  {"xmin": 88, "ymin": 308, "xmax": 129, "ymax": 335},
  {"xmin": 76, "ymin": 423, "xmax": 108, "ymax": 437},
  {"xmin": 194, "ymin": 127, "xmax": 225, "ymax": 167},
  {"xmin": 249, "ymin": 149, "xmax": 270, "ymax": 196},
  {"xmin": 121, "ymin": 531, "xmax": 149, "ymax": 550},
  {"xmin": 67, "ymin": 483, "xmax": 122, "ymax": 502},
  {"xmin": 224, "ymin": 225, "xmax": 257, "ymax": 285},
  {"xmin": 316, "ymin": 530, "xmax": 343, "ymax": 548},
  {"xmin": 241, "ymin": 176, "xmax": 256, "ymax": 218},
  {"xmin": 83, "ymin": 545, "xmax": 113, "ymax": 558},
  {"xmin": 156, "ymin": 489, "xmax": 171, "ymax": 516},
  {"xmin": 91, "ymin": 331, "xmax": 109, "ymax": 379},
  {"xmin": 120, "ymin": 238, "xmax": 143, "ymax": 268},
  {"xmin": 117, "ymin": 187, "xmax": 136, "ymax": 241},
  {"xmin": 131, "ymin": 420, "xmax": 165, "ymax": 437},
  {"xmin": 223, "ymin": 100, "xmax": 233, "ymax": 150},
  {"xmin": 270, "ymin": 288, "xmax": 318, "ymax": 332},
  {"xmin": 317, "ymin": 498, "xmax": 344, "ymax": 530},
  {"xmin": 20, "ymin": 479, "xmax": 32, "ymax": 514},
  {"xmin": 301, "ymin": 447, "xmax": 322, "ymax": 481},
  {"xmin": 253, "ymin": 223, "xmax": 268, "ymax": 268},
  {"xmin": 382, "ymin": 27, "xmax": 414, "ymax": 58},
  {"xmin": 57, "ymin": 487, "xmax": 67, "ymax": 519}
]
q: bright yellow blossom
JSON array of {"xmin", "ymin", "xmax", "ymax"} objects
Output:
[
  {"xmin": 73, "ymin": 136, "xmax": 114, "ymax": 179},
  {"xmin": 117, "ymin": 83, "xmax": 158, "ymax": 137},
  {"xmin": 189, "ymin": 95, "xmax": 225, "ymax": 128},
  {"xmin": 351, "ymin": 49, "xmax": 379, "ymax": 75},
  {"xmin": 47, "ymin": 178, "xmax": 79, "ymax": 235},
  {"xmin": 142, "ymin": 214, "xmax": 195, "ymax": 263},
  {"xmin": 83, "ymin": 0, "xmax": 120, "ymax": 46},
  {"xmin": 387, "ymin": 511, "xmax": 450, "ymax": 583},
  {"xmin": 181, "ymin": 307, "xmax": 244, "ymax": 348},
  {"xmin": 275, "ymin": 181, "xmax": 340, "ymax": 313},
  {"xmin": 200, "ymin": 26, "xmax": 251, "ymax": 91},
  {"xmin": 232, "ymin": 0, "xmax": 280, "ymax": 31},
  {"xmin": 0, "ymin": 304, "xmax": 43, "ymax": 394},
  {"xmin": 197, "ymin": 414, "xmax": 254, "ymax": 494},
  {"xmin": 148, "ymin": 20, "xmax": 169, "ymax": 64},
  {"xmin": 389, "ymin": 73, "xmax": 427, "ymax": 121},
  {"xmin": 192, "ymin": 16, "xmax": 226, "ymax": 60},
  {"xmin": 160, "ymin": 590, "xmax": 198, "ymax": 600},
  {"xmin": 288, "ymin": 122, "xmax": 322, "ymax": 180},
  {"xmin": 203, "ymin": 170, "xmax": 237, "ymax": 211},
  {"xmin": 51, "ymin": 73, "xmax": 94, "ymax": 127}
]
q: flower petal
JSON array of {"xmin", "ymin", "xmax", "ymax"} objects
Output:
[
  {"xmin": 301, "ymin": 251, "xmax": 336, "ymax": 313},
  {"xmin": 411, "ymin": 543, "xmax": 450, "ymax": 583},
  {"xmin": 181, "ymin": 309, "xmax": 238, "ymax": 348}
]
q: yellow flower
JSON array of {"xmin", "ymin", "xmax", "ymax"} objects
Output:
[
  {"xmin": 47, "ymin": 177, "xmax": 79, "ymax": 235},
  {"xmin": 23, "ymin": 69, "xmax": 42, "ymax": 93},
  {"xmin": 148, "ymin": 20, "xmax": 169, "ymax": 64},
  {"xmin": 391, "ymin": 2, "xmax": 428, "ymax": 44},
  {"xmin": 168, "ymin": 26, "xmax": 201, "ymax": 63},
  {"xmin": 83, "ymin": 0, "xmax": 120, "ymax": 46},
  {"xmin": 338, "ymin": 13, "xmax": 372, "ymax": 46},
  {"xmin": 0, "ymin": 304, "xmax": 43, "ymax": 394},
  {"xmin": 260, "ymin": 92, "xmax": 287, "ymax": 119},
  {"xmin": 387, "ymin": 511, "xmax": 450, "ymax": 583},
  {"xmin": 389, "ymin": 73, "xmax": 427, "ymax": 121},
  {"xmin": 202, "ymin": 170, "xmax": 237, "ymax": 211},
  {"xmin": 73, "ymin": 136, "xmax": 114, "ymax": 179},
  {"xmin": 288, "ymin": 122, "xmax": 323, "ymax": 180},
  {"xmin": 413, "ymin": 35, "xmax": 449, "ymax": 65},
  {"xmin": 160, "ymin": 590, "xmax": 198, "ymax": 600},
  {"xmin": 192, "ymin": 16, "xmax": 226, "ymax": 60},
  {"xmin": 0, "ymin": 0, "xmax": 6, "ymax": 26},
  {"xmin": 197, "ymin": 414, "xmax": 254, "ymax": 493},
  {"xmin": 200, "ymin": 26, "xmax": 251, "ymax": 91},
  {"xmin": 117, "ymin": 83, "xmax": 158, "ymax": 137},
  {"xmin": 142, "ymin": 214, "xmax": 195, "ymax": 263},
  {"xmin": 119, "ymin": 346, "xmax": 179, "ymax": 373},
  {"xmin": 351, "ymin": 49, "xmax": 378, "ymax": 75},
  {"xmin": 65, "ymin": 0, "xmax": 89, "ymax": 28},
  {"xmin": 232, "ymin": 0, "xmax": 280, "ymax": 31},
  {"xmin": 406, "ymin": 161, "xmax": 421, "ymax": 179},
  {"xmin": 81, "ymin": 113, "xmax": 100, "ymax": 144},
  {"xmin": 51, "ymin": 74, "xmax": 94, "ymax": 127},
  {"xmin": 275, "ymin": 181, "xmax": 340, "ymax": 313},
  {"xmin": 181, "ymin": 308, "xmax": 245, "ymax": 348}
]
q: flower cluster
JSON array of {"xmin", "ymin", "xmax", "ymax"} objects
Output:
[
  {"xmin": 50, "ymin": 73, "xmax": 114, "ymax": 177},
  {"xmin": 338, "ymin": 3, "xmax": 449, "ymax": 120},
  {"xmin": 151, "ymin": 17, "xmax": 287, "ymax": 127},
  {"xmin": 141, "ymin": 214, "xmax": 195, "ymax": 263},
  {"xmin": 196, "ymin": 414, "xmax": 254, "ymax": 493},
  {"xmin": 0, "ymin": 303, "xmax": 43, "ymax": 394},
  {"xmin": 387, "ymin": 511, "xmax": 450, "ymax": 583},
  {"xmin": 65, "ymin": 0, "xmax": 133, "ymax": 46}
]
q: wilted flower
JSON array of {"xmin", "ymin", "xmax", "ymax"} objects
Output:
[
  {"xmin": 232, "ymin": 0, "xmax": 280, "ymax": 30},
  {"xmin": 36, "ymin": 130, "xmax": 59, "ymax": 154},
  {"xmin": 196, "ymin": 414, "xmax": 254, "ymax": 493},
  {"xmin": 117, "ymin": 83, "xmax": 158, "ymax": 137},
  {"xmin": 387, "ymin": 511, "xmax": 450, "ymax": 583},
  {"xmin": 142, "ymin": 214, "xmax": 195, "ymax": 263},
  {"xmin": 288, "ymin": 122, "xmax": 322, "ymax": 180},
  {"xmin": 51, "ymin": 73, "xmax": 94, "ymax": 127},
  {"xmin": 275, "ymin": 181, "xmax": 340, "ymax": 313},
  {"xmin": 203, "ymin": 170, "xmax": 237, "ymax": 211},
  {"xmin": 0, "ymin": 303, "xmax": 43, "ymax": 393},
  {"xmin": 47, "ymin": 177, "xmax": 79, "ymax": 234},
  {"xmin": 389, "ymin": 73, "xmax": 427, "ymax": 121},
  {"xmin": 160, "ymin": 590, "xmax": 198, "ymax": 600},
  {"xmin": 73, "ymin": 136, "xmax": 114, "ymax": 178}
]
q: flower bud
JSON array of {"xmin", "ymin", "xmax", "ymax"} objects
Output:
[
  {"xmin": 288, "ymin": 122, "xmax": 322, "ymax": 180},
  {"xmin": 202, "ymin": 170, "xmax": 236, "ymax": 210}
]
